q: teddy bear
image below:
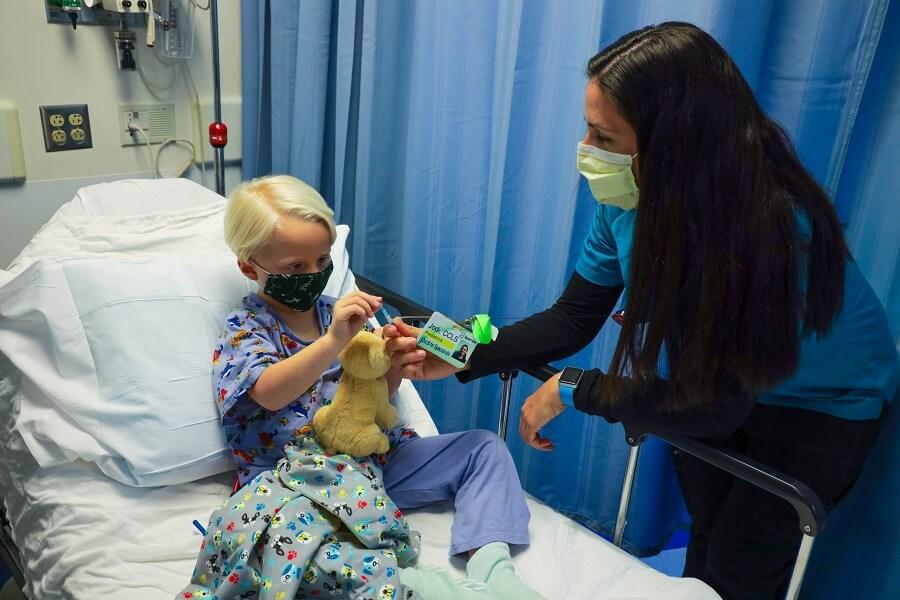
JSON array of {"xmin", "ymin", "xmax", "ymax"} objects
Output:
[{"xmin": 313, "ymin": 329, "xmax": 399, "ymax": 456}]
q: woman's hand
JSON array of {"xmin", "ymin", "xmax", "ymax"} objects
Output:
[
  {"xmin": 383, "ymin": 319, "xmax": 462, "ymax": 381},
  {"xmin": 327, "ymin": 291, "xmax": 383, "ymax": 346},
  {"xmin": 519, "ymin": 374, "xmax": 567, "ymax": 451},
  {"xmin": 384, "ymin": 363, "xmax": 404, "ymax": 397}
]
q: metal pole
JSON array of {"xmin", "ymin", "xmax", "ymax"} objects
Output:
[
  {"xmin": 210, "ymin": 0, "xmax": 225, "ymax": 195},
  {"xmin": 497, "ymin": 371, "xmax": 515, "ymax": 441},
  {"xmin": 613, "ymin": 443, "xmax": 641, "ymax": 547},
  {"xmin": 784, "ymin": 534, "xmax": 815, "ymax": 600}
]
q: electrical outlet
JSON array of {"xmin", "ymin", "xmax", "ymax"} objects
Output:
[
  {"xmin": 39, "ymin": 104, "xmax": 92, "ymax": 152},
  {"xmin": 119, "ymin": 103, "xmax": 176, "ymax": 146}
]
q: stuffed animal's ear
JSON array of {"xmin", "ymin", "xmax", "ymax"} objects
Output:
[{"xmin": 338, "ymin": 337, "xmax": 365, "ymax": 366}]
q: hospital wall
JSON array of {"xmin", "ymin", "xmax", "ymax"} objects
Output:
[{"xmin": 0, "ymin": 2, "xmax": 244, "ymax": 268}]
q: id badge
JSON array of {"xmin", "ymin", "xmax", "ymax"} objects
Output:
[{"xmin": 416, "ymin": 312, "xmax": 479, "ymax": 368}]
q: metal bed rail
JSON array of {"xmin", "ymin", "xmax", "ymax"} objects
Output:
[
  {"xmin": 0, "ymin": 503, "xmax": 25, "ymax": 589},
  {"xmin": 357, "ymin": 275, "xmax": 826, "ymax": 600}
]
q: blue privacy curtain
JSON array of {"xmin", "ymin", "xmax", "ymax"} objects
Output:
[
  {"xmin": 242, "ymin": 0, "xmax": 899, "ymax": 592},
  {"xmin": 800, "ymin": 1, "xmax": 900, "ymax": 598}
]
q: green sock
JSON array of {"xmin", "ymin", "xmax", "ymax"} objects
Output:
[
  {"xmin": 465, "ymin": 542, "xmax": 547, "ymax": 600},
  {"xmin": 399, "ymin": 565, "xmax": 495, "ymax": 600}
]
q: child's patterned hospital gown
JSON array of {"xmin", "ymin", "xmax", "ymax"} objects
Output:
[{"xmin": 213, "ymin": 293, "xmax": 416, "ymax": 486}]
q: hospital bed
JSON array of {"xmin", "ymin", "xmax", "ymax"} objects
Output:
[{"xmin": 0, "ymin": 178, "xmax": 822, "ymax": 600}]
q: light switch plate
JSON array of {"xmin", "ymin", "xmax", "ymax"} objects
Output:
[
  {"xmin": 39, "ymin": 104, "xmax": 92, "ymax": 152},
  {"xmin": 0, "ymin": 101, "xmax": 26, "ymax": 183}
]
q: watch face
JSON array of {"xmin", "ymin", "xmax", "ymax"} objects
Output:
[{"xmin": 559, "ymin": 366, "xmax": 583, "ymax": 386}]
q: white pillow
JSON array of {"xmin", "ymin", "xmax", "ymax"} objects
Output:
[
  {"xmin": 0, "ymin": 220, "xmax": 358, "ymax": 486},
  {"xmin": 0, "ymin": 178, "xmax": 437, "ymax": 486},
  {"xmin": 0, "ymin": 254, "xmax": 251, "ymax": 485},
  {"xmin": 61, "ymin": 177, "xmax": 226, "ymax": 218},
  {"xmin": 6, "ymin": 200, "xmax": 231, "ymax": 275}
]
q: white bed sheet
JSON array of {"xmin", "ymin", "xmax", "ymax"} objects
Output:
[{"xmin": 0, "ymin": 178, "xmax": 719, "ymax": 599}]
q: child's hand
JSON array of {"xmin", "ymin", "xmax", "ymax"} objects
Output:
[{"xmin": 327, "ymin": 291, "xmax": 383, "ymax": 346}]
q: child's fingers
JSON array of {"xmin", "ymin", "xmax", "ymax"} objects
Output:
[
  {"xmin": 356, "ymin": 290, "xmax": 383, "ymax": 305},
  {"xmin": 340, "ymin": 296, "xmax": 377, "ymax": 319},
  {"xmin": 337, "ymin": 304, "xmax": 368, "ymax": 323},
  {"xmin": 345, "ymin": 291, "xmax": 383, "ymax": 311},
  {"xmin": 335, "ymin": 292, "xmax": 376, "ymax": 310}
]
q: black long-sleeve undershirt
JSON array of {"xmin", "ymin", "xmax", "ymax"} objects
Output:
[
  {"xmin": 458, "ymin": 271, "xmax": 622, "ymax": 381},
  {"xmin": 457, "ymin": 271, "xmax": 756, "ymax": 441}
]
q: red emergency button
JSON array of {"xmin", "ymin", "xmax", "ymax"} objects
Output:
[{"xmin": 209, "ymin": 122, "xmax": 228, "ymax": 148}]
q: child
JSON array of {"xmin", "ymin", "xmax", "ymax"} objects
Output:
[{"xmin": 212, "ymin": 175, "xmax": 543, "ymax": 599}]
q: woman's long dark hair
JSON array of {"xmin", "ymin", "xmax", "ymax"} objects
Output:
[{"xmin": 588, "ymin": 22, "xmax": 848, "ymax": 409}]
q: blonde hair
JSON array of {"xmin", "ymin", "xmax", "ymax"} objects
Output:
[{"xmin": 224, "ymin": 175, "xmax": 336, "ymax": 262}]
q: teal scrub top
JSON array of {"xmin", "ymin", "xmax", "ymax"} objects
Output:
[{"xmin": 575, "ymin": 204, "xmax": 900, "ymax": 420}]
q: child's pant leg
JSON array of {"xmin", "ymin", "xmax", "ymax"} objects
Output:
[{"xmin": 382, "ymin": 430, "xmax": 530, "ymax": 555}]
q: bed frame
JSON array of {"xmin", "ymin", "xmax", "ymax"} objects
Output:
[
  {"xmin": 0, "ymin": 506, "xmax": 23, "ymax": 590},
  {"xmin": 354, "ymin": 275, "xmax": 826, "ymax": 600}
]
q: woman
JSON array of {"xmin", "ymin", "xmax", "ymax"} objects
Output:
[{"xmin": 385, "ymin": 22, "xmax": 899, "ymax": 599}]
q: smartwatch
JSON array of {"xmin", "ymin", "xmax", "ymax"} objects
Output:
[{"xmin": 557, "ymin": 366, "xmax": 584, "ymax": 407}]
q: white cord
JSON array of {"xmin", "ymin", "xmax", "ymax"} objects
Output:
[
  {"xmin": 183, "ymin": 62, "xmax": 207, "ymax": 188},
  {"xmin": 136, "ymin": 45, "xmax": 178, "ymax": 100},
  {"xmin": 128, "ymin": 123, "xmax": 156, "ymax": 178},
  {"xmin": 132, "ymin": 3, "xmax": 208, "ymax": 188},
  {"xmin": 155, "ymin": 138, "xmax": 196, "ymax": 178}
]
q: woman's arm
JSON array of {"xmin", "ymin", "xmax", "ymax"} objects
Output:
[
  {"xmin": 457, "ymin": 272, "xmax": 624, "ymax": 382},
  {"xmin": 574, "ymin": 372, "xmax": 757, "ymax": 440}
]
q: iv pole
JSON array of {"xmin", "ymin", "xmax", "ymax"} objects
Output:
[{"xmin": 208, "ymin": 0, "xmax": 226, "ymax": 195}]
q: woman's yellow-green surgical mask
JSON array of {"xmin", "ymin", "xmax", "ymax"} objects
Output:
[{"xmin": 576, "ymin": 142, "xmax": 639, "ymax": 210}]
